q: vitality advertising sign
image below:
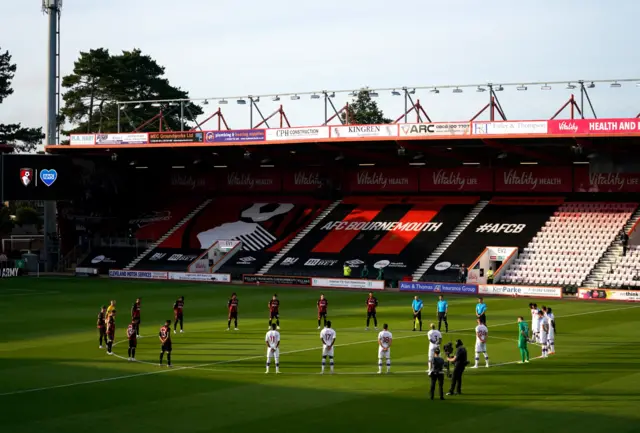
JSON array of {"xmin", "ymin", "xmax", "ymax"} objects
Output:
[
  {"xmin": 205, "ymin": 129, "xmax": 266, "ymax": 143},
  {"xmin": 548, "ymin": 118, "xmax": 640, "ymax": 135},
  {"xmin": 419, "ymin": 167, "xmax": 493, "ymax": 192},
  {"xmin": 345, "ymin": 167, "xmax": 419, "ymax": 192},
  {"xmin": 494, "ymin": 167, "xmax": 572, "ymax": 193},
  {"xmin": 399, "ymin": 281, "xmax": 478, "ymax": 294}
]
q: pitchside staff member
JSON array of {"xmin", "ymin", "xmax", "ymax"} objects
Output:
[
  {"xmin": 476, "ymin": 297, "xmax": 487, "ymax": 325},
  {"xmin": 366, "ymin": 292, "xmax": 379, "ymax": 330},
  {"xmin": 429, "ymin": 348, "xmax": 446, "ymax": 400},
  {"xmin": 97, "ymin": 306, "xmax": 107, "ymax": 349},
  {"xmin": 437, "ymin": 295, "xmax": 449, "ymax": 332},
  {"xmin": 412, "ymin": 295, "xmax": 423, "ymax": 332},
  {"xmin": 447, "ymin": 339, "xmax": 468, "ymax": 396},
  {"xmin": 173, "ymin": 296, "xmax": 185, "ymax": 334}
]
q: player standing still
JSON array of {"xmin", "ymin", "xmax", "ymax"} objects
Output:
[
  {"xmin": 159, "ymin": 320, "xmax": 172, "ymax": 367},
  {"xmin": 427, "ymin": 323, "xmax": 442, "ymax": 374},
  {"xmin": 377, "ymin": 324, "xmax": 392, "ymax": 374},
  {"xmin": 366, "ymin": 292, "xmax": 379, "ymax": 330},
  {"xmin": 320, "ymin": 321, "xmax": 336, "ymax": 374},
  {"xmin": 412, "ymin": 295, "xmax": 423, "ymax": 331},
  {"xmin": 538, "ymin": 310, "xmax": 549, "ymax": 358},
  {"xmin": 265, "ymin": 323, "xmax": 280, "ymax": 374},
  {"xmin": 127, "ymin": 320, "xmax": 137, "ymax": 361},
  {"xmin": 530, "ymin": 303, "xmax": 540, "ymax": 343},
  {"xmin": 472, "ymin": 318, "xmax": 489, "ymax": 368},
  {"xmin": 106, "ymin": 310, "xmax": 116, "ymax": 355},
  {"xmin": 545, "ymin": 307, "xmax": 556, "ymax": 354},
  {"xmin": 173, "ymin": 296, "xmax": 185, "ymax": 334},
  {"xmin": 317, "ymin": 294, "xmax": 328, "ymax": 329},
  {"xmin": 97, "ymin": 306, "xmax": 107, "ymax": 349},
  {"xmin": 475, "ymin": 297, "xmax": 487, "ymax": 325},
  {"xmin": 437, "ymin": 295, "xmax": 448, "ymax": 332},
  {"xmin": 106, "ymin": 300, "xmax": 116, "ymax": 320},
  {"xmin": 517, "ymin": 316, "xmax": 530, "ymax": 363},
  {"xmin": 268, "ymin": 294, "xmax": 280, "ymax": 330},
  {"xmin": 227, "ymin": 293, "xmax": 239, "ymax": 331},
  {"xmin": 131, "ymin": 298, "xmax": 141, "ymax": 338}
]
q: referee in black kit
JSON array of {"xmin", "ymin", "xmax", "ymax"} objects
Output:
[
  {"xmin": 447, "ymin": 339, "xmax": 468, "ymax": 396},
  {"xmin": 429, "ymin": 348, "xmax": 445, "ymax": 400}
]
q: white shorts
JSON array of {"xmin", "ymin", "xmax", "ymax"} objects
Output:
[
  {"xmin": 539, "ymin": 333, "xmax": 548, "ymax": 345},
  {"xmin": 266, "ymin": 348, "xmax": 280, "ymax": 359},
  {"xmin": 428, "ymin": 345, "xmax": 439, "ymax": 361},
  {"xmin": 548, "ymin": 331, "xmax": 554, "ymax": 341},
  {"xmin": 475, "ymin": 342, "xmax": 487, "ymax": 353},
  {"xmin": 532, "ymin": 323, "xmax": 540, "ymax": 333},
  {"xmin": 322, "ymin": 345, "xmax": 334, "ymax": 357},
  {"xmin": 378, "ymin": 347, "xmax": 391, "ymax": 359}
]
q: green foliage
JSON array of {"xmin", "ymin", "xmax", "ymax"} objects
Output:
[
  {"xmin": 15, "ymin": 206, "xmax": 41, "ymax": 227},
  {"xmin": 0, "ymin": 46, "xmax": 45, "ymax": 152},
  {"xmin": 0, "ymin": 203, "xmax": 13, "ymax": 235},
  {"xmin": 341, "ymin": 89, "xmax": 392, "ymax": 125},
  {"xmin": 61, "ymin": 48, "xmax": 203, "ymax": 134}
]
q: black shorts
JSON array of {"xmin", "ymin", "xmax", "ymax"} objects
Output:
[
  {"xmin": 161, "ymin": 342, "xmax": 172, "ymax": 352},
  {"xmin": 129, "ymin": 339, "xmax": 137, "ymax": 348},
  {"xmin": 438, "ymin": 312, "xmax": 447, "ymax": 320},
  {"xmin": 414, "ymin": 311, "xmax": 422, "ymax": 321},
  {"xmin": 107, "ymin": 333, "xmax": 115, "ymax": 342},
  {"xmin": 479, "ymin": 313, "xmax": 486, "ymax": 324},
  {"xmin": 99, "ymin": 327, "xmax": 106, "ymax": 335},
  {"xmin": 270, "ymin": 312, "xmax": 279, "ymax": 320},
  {"xmin": 367, "ymin": 311, "xmax": 377, "ymax": 318},
  {"xmin": 133, "ymin": 317, "xmax": 140, "ymax": 325},
  {"xmin": 229, "ymin": 311, "xmax": 238, "ymax": 320},
  {"xmin": 318, "ymin": 311, "xmax": 327, "ymax": 320},
  {"xmin": 175, "ymin": 312, "xmax": 183, "ymax": 320}
]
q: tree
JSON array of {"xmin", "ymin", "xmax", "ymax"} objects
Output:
[
  {"xmin": 0, "ymin": 203, "xmax": 13, "ymax": 236},
  {"xmin": 15, "ymin": 206, "xmax": 41, "ymax": 229},
  {"xmin": 0, "ymin": 47, "xmax": 45, "ymax": 152},
  {"xmin": 341, "ymin": 89, "xmax": 392, "ymax": 125},
  {"xmin": 61, "ymin": 49, "xmax": 203, "ymax": 135}
]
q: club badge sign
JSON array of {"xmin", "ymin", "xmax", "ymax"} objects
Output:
[{"xmin": 19, "ymin": 168, "xmax": 57, "ymax": 187}]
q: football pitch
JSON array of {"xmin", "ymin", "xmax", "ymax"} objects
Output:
[{"xmin": 1, "ymin": 278, "xmax": 640, "ymax": 433}]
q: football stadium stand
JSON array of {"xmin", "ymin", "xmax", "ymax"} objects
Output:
[{"xmin": 500, "ymin": 202, "xmax": 638, "ymax": 287}]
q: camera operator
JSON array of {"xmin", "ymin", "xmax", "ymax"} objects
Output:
[
  {"xmin": 447, "ymin": 339, "xmax": 468, "ymax": 396},
  {"xmin": 429, "ymin": 348, "xmax": 445, "ymax": 400}
]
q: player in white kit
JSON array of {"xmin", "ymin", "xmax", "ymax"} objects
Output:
[
  {"xmin": 538, "ymin": 310, "xmax": 549, "ymax": 358},
  {"xmin": 427, "ymin": 323, "xmax": 442, "ymax": 374},
  {"xmin": 529, "ymin": 303, "xmax": 540, "ymax": 343},
  {"xmin": 377, "ymin": 324, "xmax": 392, "ymax": 374},
  {"xmin": 320, "ymin": 321, "xmax": 336, "ymax": 374},
  {"xmin": 265, "ymin": 323, "xmax": 280, "ymax": 373},
  {"xmin": 545, "ymin": 307, "xmax": 556, "ymax": 354},
  {"xmin": 472, "ymin": 318, "xmax": 489, "ymax": 368}
]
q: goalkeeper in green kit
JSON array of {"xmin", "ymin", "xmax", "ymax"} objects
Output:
[{"xmin": 517, "ymin": 317, "xmax": 530, "ymax": 363}]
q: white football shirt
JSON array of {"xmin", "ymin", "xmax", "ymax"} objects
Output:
[
  {"xmin": 475, "ymin": 324, "xmax": 488, "ymax": 344},
  {"xmin": 539, "ymin": 316, "xmax": 549, "ymax": 334},
  {"xmin": 265, "ymin": 330, "xmax": 280, "ymax": 349},
  {"xmin": 378, "ymin": 330, "xmax": 393, "ymax": 348},
  {"xmin": 320, "ymin": 328, "xmax": 336, "ymax": 346},
  {"xmin": 427, "ymin": 329, "xmax": 442, "ymax": 346}
]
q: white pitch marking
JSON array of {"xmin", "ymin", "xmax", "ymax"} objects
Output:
[{"xmin": 0, "ymin": 304, "xmax": 637, "ymax": 397}]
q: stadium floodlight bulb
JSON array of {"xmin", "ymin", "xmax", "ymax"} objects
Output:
[
  {"xmin": 311, "ymin": 94, "xmax": 320, "ymax": 99},
  {"xmin": 369, "ymin": 91, "xmax": 379, "ymax": 97},
  {"xmin": 477, "ymin": 86, "xmax": 486, "ymax": 92},
  {"xmin": 218, "ymin": 99, "xmax": 228, "ymax": 105},
  {"xmin": 566, "ymin": 83, "xmax": 576, "ymax": 90},
  {"xmin": 516, "ymin": 85, "xmax": 527, "ymax": 91},
  {"xmin": 202, "ymin": 99, "xmax": 209, "ymax": 105},
  {"xmin": 391, "ymin": 90, "xmax": 401, "ymax": 96},
  {"xmin": 610, "ymin": 82, "xmax": 622, "ymax": 88},
  {"xmin": 290, "ymin": 95, "xmax": 301, "ymax": 100},
  {"xmin": 272, "ymin": 95, "xmax": 280, "ymax": 101},
  {"xmin": 495, "ymin": 85, "xmax": 504, "ymax": 91},
  {"xmin": 541, "ymin": 84, "xmax": 552, "ymax": 90},
  {"xmin": 430, "ymin": 88, "xmax": 440, "ymax": 94},
  {"xmin": 409, "ymin": 88, "xmax": 416, "ymax": 94},
  {"xmin": 587, "ymin": 82, "xmax": 596, "ymax": 88},
  {"xmin": 453, "ymin": 87, "xmax": 463, "ymax": 93},
  {"xmin": 236, "ymin": 99, "xmax": 247, "ymax": 105}
]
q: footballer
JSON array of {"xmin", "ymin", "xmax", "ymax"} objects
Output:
[
  {"xmin": 265, "ymin": 323, "xmax": 281, "ymax": 374},
  {"xmin": 106, "ymin": 310, "xmax": 116, "ymax": 355},
  {"xmin": 131, "ymin": 298, "xmax": 141, "ymax": 338},
  {"xmin": 366, "ymin": 292, "xmax": 379, "ymax": 331},
  {"xmin": 517, "ymin": 316, "xmax": 530, "ymax": 363},
  {"xmin": 544, "ymin": 306, "xmax": 556, "ymax": 354},
  {"xmin": 173, "ymin": 296, "xmax": 185, "ymax": 334},
  {"xmin": 127, "ymin": 319, "xmax": 137, "ymax": 361},
  {"xmin": 317, "ymin": 294, "xmax": 328, "ymax": 329},
  {"xmin": 530, "ymin": 303, "xmax": 540, "ymax": 343},
  {"xmin": 472, "ymin": 318, "xmax": 489, "ymax": 368},
  {"xmin": 227, "ymin": 293, "xmax": 239, "ymax": 331},
  {"xmin": 320, "ymin": 320, "xmax": 336, "ymax": 374},
  {"xmin": 377, "ymin": 324, "xmax": 392, "ymax": 374},
  {"xmin": 97, "ymin": 306, "xmax": 107, "ymax": 349},
  {"xmin": 427, "ymin": 323, "xmax": 442, "ymax": 374},
  {"xmin": 268, "ymin": 294, "xmax": 280, "ymax": 330},
  {"xmin": 538, "ymin": 310, "xmax": 549, "ymax": 358},
  {"xmin": 159, "ymin": 320, "xmax": 172, "ymax": 367}
]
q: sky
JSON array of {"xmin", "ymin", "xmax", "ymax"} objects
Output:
[{"xmin": 1, "ymin": 0, "xmax": 640, "ymax": 135}]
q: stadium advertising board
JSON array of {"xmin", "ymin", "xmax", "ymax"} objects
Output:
[
  {"xmin": 573, "ymin": 166, "xmax": 640, "ymax": 193},
  {"xmin": 243, "ymin": 274, "xmax": 311, "ymax": 286},
  {"xmin": 282, "ymin": 169, "xmax": 327, "ymax": 191},
  {"xmin": 1, "ymin": 154, "xmax": 79, "ymax": 201},
  {"xmin": 0, "ymin": 267, "xmax": 20, "ymax": 278},
  {"xmin": 479, "ymin": 284, "xmax": 562, "ymax": 298},
  {"xmin": 331, "ymin": 124, "xmax": 397, "ymax": 138},
  {"xmin": 472, "ymin": 121, "xmax": 548, "ymax": 135},
  {"xmin": 399, "ymin": 281, "xmax": 478, "ymax": 294},
  {"xmin": 69, "ymin": 134, "xmax": 96, "ymax": 145},
  {"xmin": 109, "ymin": 269, "xmax": 168, "ymax": 280},
  {"xmin": 419, "ymin": 167, "xmax": 493, "ymax": 192},
  {"xmin": 205, "ymin": 129, "xmax": 266, "ymax": 143},
  {"xmin": 311, "ymin": 277, "xmax": 385, "ymax": 290},
  {"xmin": 148, "ymin": 131, "xmax": 204, "ymax": 144},
  {"xmin": 95, "ymin": 133, "xmax": 148, "ymax": 145},
  {"xmin": 168, "ymin": 272, "xmax": 231, "ymax": 283},
  {"xmin": 266, "ymin": 127, "xmax": 330, "ymax": 141},
  {"xmin": 548, "ymin": 118, "xmax": 640, "ymax": 135},
  {"xmin": 577, "ymin": 288, "xmax": 640, "ymax": 302},
  {"xmin": 215, "ymin": 169, "xmax": 281, "ymax": 192},
  {"xmin": 345, "ymin": 168, "xmax": 419, "ymax": 192},
  {"xmin": 169, "ymin": 172, "xmax": 216, "ymax": 191},
  {"xmin": 79, "ymin": 247, "xmax": 140, "ymax": 274},
  {"xmin": 494, "ymin": 167, "xmax": 572, "ymax": 193},
  {"xmin": 399, "ymin": 122, "xmax": 471, "ymax": 137}
]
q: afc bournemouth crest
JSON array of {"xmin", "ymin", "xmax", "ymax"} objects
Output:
[{"xmin": 20, "ymin": 168, "xmax": 34, "ymax": 186}]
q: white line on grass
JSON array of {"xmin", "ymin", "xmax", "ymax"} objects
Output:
[{"xmin": 0, "ymin": 304, "xmax": 637, "ymax": 397}]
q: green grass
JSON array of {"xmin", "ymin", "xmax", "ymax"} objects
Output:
[{"xmin": 1, "ymin": 278, "xmax": 640, "ymax": 433}]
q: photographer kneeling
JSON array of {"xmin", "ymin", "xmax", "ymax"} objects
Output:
[
  {"xmin": 447, "ymin": 339, "xmax": 468, "ymax": 396},
  {"xmin": 429, "ymin": 348, "xmax": 445, "ymax": 400}
]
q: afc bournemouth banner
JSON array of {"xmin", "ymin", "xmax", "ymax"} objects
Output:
[
  {"xmin": 399, "ymin": 122, "xmax": 471, "ymax": 137},
  {"xmin": 479, "ymin": 284, "xmax": 562, "ymax": 298},
  {"xmin": 215, "ymin": 170, "xmax": 282, "ymax": 192},
  {"xmin": 494, "ymin": 167, "xmax": 572, "ymax": 193},
  {"xmin": 266, "ymin": 127, "xmax": 329, "ymax": 141},
  {"xmin": 345, "ymin": 168, "xmax": 419, "ymax": 192},
  {"xmin": 578, "ymin": 288, "xmax": 640, "ymax": 302},
  {"xmin": 419, "ymin": 167, "xmax": 493, "ymax": 192},
  {"xmin": 548, "ymin": 118, "xmax": 640, "ymax": 135},
  {"xmin": 399, "ymin": 281, "xmax": 478, "ymax": 294},
  {"xmin": 573, "ymin": 166, "xmax": 640, "ymax": 193}
]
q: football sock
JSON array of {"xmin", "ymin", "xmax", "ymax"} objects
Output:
[
  {"xmin": 167, "ymin": 353, "xmax": 171, "ymax": 366},
  {"xmin": 419, "ymin": 321, "xmax": 422, "ymax": 331},
  {"xmin": 276, "ymin": 319, "xmax": 280, "ymax": 326},
  {"xmin": 475, "ymin": 354, "xmax": 479, "ymax": 366},
  {"xmin": 131, "ymin": 348, "xmax": 136, "ymax": 359},
  {"xmin": 378, "ymin": 359, "xmax": 382, "ymax": 372},
  {"xmin": 234, "ymin": 319, "xmax": 238, "ymax": 328},
  {"xmin": 174, "ymin": 322, "xmax": 177, "ymax": 331},
  {"xmin": 107, "ymin": 341, "xmax": 113, "ymax": 353},
  {"xmin": 99, "ymin": 335, "xmax": 103, "ymax": 346},
  {"xmin": 549, "ymin": 341, "xmax": 555, "ymax": 353},
  {"xmin": 520, "ymin": 348, "xmax": 526, "ymax": 362},
  {"xmin": 160, "ymin": 352, "xmax": 164, "ymax": 365},
  {"xmin": 330, "ymin": 357, "xmax": 334, "ymax": 372},
  {"xmin": 317, "ymin": 319, "xmax": 321, "ymax": 327},
  {"xmin": 483, "ymin": 352, "xmax": 489, "ymax": 365},
  {"xmin": 269, "ymin": 320, "xmax": 272, "ymax": 327},
  {"xmin": 266, "ymin": 360, "xmax": 270, "ymax": 372},
  {"xmin": 275, "ymin": 358, "xmax": 279, "ymax": 371},
  {"xmin": 525, "ymin": 347, "xmax": 530, "ymax": 360},
  {"xmin": 323, "ymin": 318, "xmax": 327, "ymax": 326},
  {"xmin": 227, "ymin": 320, "xmax": 231, "ymax": 329},
  {"xmin": 367, "ymin": 318, "xmax": 370, "ymax": 327},
  {"xmin": 128, "ymin": 348, "xmax": 132, "ymax": 357},
  {"xmin": 321, "ymin": 358, "xmax": 326, "ymax": 372},
  {"xmin": 374, "ymin": 318, "xmax": 378, "ymax": 327},
  {"xmin": 386, "ymin": 359, "xmax": 391, "ymax": 372}
]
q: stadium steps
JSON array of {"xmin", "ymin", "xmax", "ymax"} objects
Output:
[
  {"xmin": 257, "ymin": 199, "xmax": 343, "ymax": 275},
  {"xmin": 411, "ymin": 199, "xmax": 490, "ymax": 281},
  {"xmin": 583, "ymin": 206, "xmax": 640, "ymax": 288},
  {"xmin": 123, "ymin": 198, "xmax": 213, "ymax": 270}
]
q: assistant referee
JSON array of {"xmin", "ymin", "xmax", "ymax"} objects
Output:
[
  {"xmin": 476, "ymin": 297, "xmax": 487, "ymax": 325},
  {"xmin": 412, "ymin": 296, "xmax": 423, "ymax": 331},
  {"xmin": 436, "ymin": 295, "xmax": 448, "ymax": 332}
]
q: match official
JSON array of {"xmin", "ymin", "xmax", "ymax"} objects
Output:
[
  {"xmin": 412, "ymin": 296, "xmax": 423, "ymax": 331},
  {"xmin": 447, "ymin": 339, "xmax": 468, "ymax": 396},
  {"xmin": 429, "ymin": 348, "xmax": 445, "ymax": 400},
  {"xmin": 476, "ymin": 297, "xmax": 487, "ymax": 325},
  {"xmin": 437, "ymin": 295, "xmax": 448, "ymax": 332}
]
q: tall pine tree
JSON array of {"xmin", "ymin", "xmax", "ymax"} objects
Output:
[{"xmin": 341, "ymin": 89, "xmax": 392, "ymax": 125}]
